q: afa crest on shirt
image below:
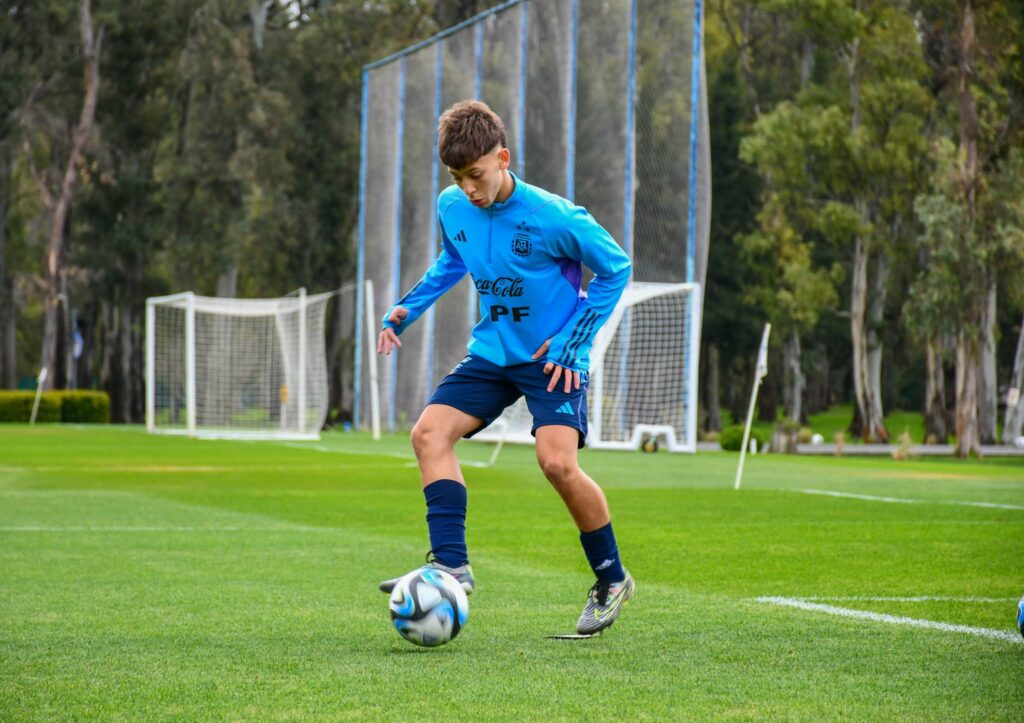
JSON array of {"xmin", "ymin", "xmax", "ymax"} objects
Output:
[{"xmin": 512, "ymin": 222, "xmax": 532, "ymax": 257}]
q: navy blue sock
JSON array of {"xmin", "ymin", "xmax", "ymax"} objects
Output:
[
  {"xmin": 424, "ymin": 479, "xmax": 468, "ymax": 567},
  {"xmin": 579, "ymin": 522, "xmax": 626, "ymax": 583}
]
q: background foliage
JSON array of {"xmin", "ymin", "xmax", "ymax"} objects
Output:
[{"xmin": 1, "ymin": 0, "xmax": 1022, "ymax": 450}]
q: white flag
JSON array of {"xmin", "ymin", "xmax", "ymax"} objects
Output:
[{"xmin": 755, "ymin": 324, "xmax": 771, "ymax": 382}]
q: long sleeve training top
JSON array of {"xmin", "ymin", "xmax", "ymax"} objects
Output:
[{"xmin": 383, "ymin": 173, "xmax": 631, "ymax": 374}]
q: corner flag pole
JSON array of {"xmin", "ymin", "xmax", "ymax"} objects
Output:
[
  {"xmin": 734, "ymin": 323, "xmax": 771, "ymax": 491},
  {"xmin": 29, "ymin": 368, "xmax": 48, "ymax": 425}
]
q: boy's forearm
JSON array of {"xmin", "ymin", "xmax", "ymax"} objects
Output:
[
  {"xmin": 547, "ymin": 265, "xmax": 630, "ymax": 371},
  {"xmin": 382, "ymin": 251, "xmax": 466, "ymax": 333}
]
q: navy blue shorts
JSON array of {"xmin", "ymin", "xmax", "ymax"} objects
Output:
[{"xmin": 427, "ymin": 354, "xmax": 589, "ymax": 448}]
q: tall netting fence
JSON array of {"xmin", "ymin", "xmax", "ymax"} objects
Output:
[{"xmin": 357, "ymin": 0, "xmax": 710, "ymax": 449}]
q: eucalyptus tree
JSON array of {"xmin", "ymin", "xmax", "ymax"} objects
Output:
[
  {"xmin": 909, "ymin": 0, "xmax": 1024, "ymax": 455},
  {"xmin": 739, "ymin": 103, "xmax": 847, "ymax": 423},
  {"xmin": 13, "ymin": 0, "xmax": 102, "ymax": 390}
]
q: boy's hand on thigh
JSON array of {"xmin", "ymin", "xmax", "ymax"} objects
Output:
[{"xmin": 532, "ymin": 339, "xmax": 580, "ymax": 393}]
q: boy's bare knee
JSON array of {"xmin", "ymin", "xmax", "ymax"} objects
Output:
[
  {"xmin": 411, "ymin": 421, "xmax": 450, "ymax": 459},
  {"xmin": 538, "ymin": 453, "xmax": 577, "ymax": 487}
]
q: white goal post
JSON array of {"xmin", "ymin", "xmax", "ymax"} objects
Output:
[
  {"xmin": 472, "ymin": 282, "xmax": 702, "ymax": 452},
  {"xmin": 145, "ymin": 288, "xmax": 333, "ymax": 440}
]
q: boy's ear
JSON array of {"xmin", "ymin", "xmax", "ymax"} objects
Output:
[{"xmin": 498, "ymin": 147, "xmax": 510, "ymax": 170}]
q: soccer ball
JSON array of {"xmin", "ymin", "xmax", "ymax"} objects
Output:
[{"xmin": 389, "ymin": 567, "xmax": 469, "ymax": 647}]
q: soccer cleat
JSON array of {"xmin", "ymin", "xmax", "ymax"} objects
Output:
[
  {"xmin": 1017, "ymin": 595, "xmax": 1024, "ymax": 640},
  {"xmin": 378, "ymin": 552, "xmax": 475, "ymax": 596},
  {"xmin": 576, "ymin": 572, "xmax": 634, "ymax": 635}
]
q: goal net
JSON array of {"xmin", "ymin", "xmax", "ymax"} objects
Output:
[
  {"xmin": 146, "ymin": 289, "xmax": 332, "ymax": 440},
  {"xmin": 355, "ymin": 0, "xmax": 711, "ymax": 450},
  {"xmin": 472, "ymin": 282, "xmax": 701, "ymax": 451}
]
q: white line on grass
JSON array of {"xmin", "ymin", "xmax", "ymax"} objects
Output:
[
  {"xmin": 797, "ymin": 488, "xmax": 1024, "ymax": 511},
  {"xmin": 756, "ymin": 596, "xmax": 1023, "ymax": 644},
  {"xmin": 800, "ymin": 596, "xmax": 1016, "ymax": 603},
  {"xmin": 0, "ymin": 525, "xmax": 332, "ymax": 532}
]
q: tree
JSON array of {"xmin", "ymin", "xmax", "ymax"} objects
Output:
[
  {"xmin": 839, "ymin": 1, "xmax": 932, "ymax": 442},
  {"xmin": 740, "ymin": 103, "xmax": 847, "ymax": 423},
  {"xmin": 910, "ymin": 0, "xmax": 1024, "ymax": 455},
  {"xmin": 19, "ymin": 0, "xmax": 103, "ymax": 390},
  {"xmin": 911, "ymin": 143, "xmax": 1024, "ymax": 455}
]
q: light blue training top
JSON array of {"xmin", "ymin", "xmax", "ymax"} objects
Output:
[{"xmin": 383, "ymin": 173, "xmax": 631, "ymax": 373}]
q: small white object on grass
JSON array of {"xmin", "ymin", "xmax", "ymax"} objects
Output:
[
  {"xmin": 811, "ymin": 433, "xmax": 824, "ymax": 445},
  {"xmin": 1015, "ymin": 435, "xmax": 1024, "ymax": 449}
]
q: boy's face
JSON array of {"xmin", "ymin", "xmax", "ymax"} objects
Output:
[{"xmin": 447, "ymin": 146, "xmax": 510, "ymax": 208}]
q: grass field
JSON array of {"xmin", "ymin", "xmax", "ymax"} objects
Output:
[{"xmin": 1, "ymin": 425, "xmax": 1022, "ymax": 720}]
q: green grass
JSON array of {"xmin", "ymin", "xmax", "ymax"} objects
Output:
[{"xmin": 1, "ymin": 425, "xmax": 1022, "ymax": 720}]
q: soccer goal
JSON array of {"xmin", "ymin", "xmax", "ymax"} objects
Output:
[
  {"xmin": 355, "ymin": 0, "xmax": 711, "ymax": 450},
  {"xmin": 472, "ymin": 282, "xmax": 701, "ymax": 451},
  {"xmin": 145, "ymin": 288, "xmax": 332, "ymax": 440}
]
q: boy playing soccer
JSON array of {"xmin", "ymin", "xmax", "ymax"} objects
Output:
[{"xmin": 377, "ymin": 100, "xmax": 633, "ymax": 635}]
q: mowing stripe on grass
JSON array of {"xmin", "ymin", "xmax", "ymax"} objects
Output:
[
  {"xmin": 756, "ymin": 596, "xmax": 1023, "ymax": 644},
  {"xmin": 797, "ymin": 488, "xmax": 1024, "ymax": 511},
  {"xmin": 279, "ymin": 441, "xmax": 417, "ymax": 461}
]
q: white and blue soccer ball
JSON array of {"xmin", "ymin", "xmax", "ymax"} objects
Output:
[{"xmin": 389, "ymin": 567, "xmax": 469, "ymax": 647}]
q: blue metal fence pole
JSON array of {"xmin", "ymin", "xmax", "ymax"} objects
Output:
[
  {"xmin": 424, "ymin": 44, "xmax": 443, "ymax": 407},
  {"xmin": 566, "ymin": 0, "xmax": 578, "ymax": 201},
  {"xmin": 354, "ymin": 68, "xmax": 370, "ymax": 429},
  {"xmin": 517, "ymin": 1, "xmax": 528, "ymax": 177},
  {"xmin": 388, "ymin": 60, "xmax": 407, "ymax": 433},
  {"xmin": 683, "ymin": 0, "xmax": 705, "ymax": 440},
  {"xmin": 617, "ymin": 0, "xmax": 639, "ymax": 439}
]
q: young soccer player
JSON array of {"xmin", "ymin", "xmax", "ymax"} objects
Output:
[{"xmin": 377, "ymin": 100, "xmax": 634, "ymax": 635}]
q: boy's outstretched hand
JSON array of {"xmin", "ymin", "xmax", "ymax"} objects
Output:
[
  {"xmin": 532, "ymin": 338, "xmax": 581, "ymax": 394},
  {"xmin": 377, "ymin": 307, "xmax": 408, "ymax": 355}
]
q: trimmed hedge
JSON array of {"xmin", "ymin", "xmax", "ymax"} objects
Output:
[
  {"xmin": 0, "ymin": 390, "xmax": 110, "ymax": 424},
  {"xmin": 719, "ymin": 424, "xmax": 769, "ymax": 452}
]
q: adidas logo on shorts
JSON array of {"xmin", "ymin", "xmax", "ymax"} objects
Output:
[{"xmin": 555, "ymin": 401, "xmax": 574, "ymax": 415}]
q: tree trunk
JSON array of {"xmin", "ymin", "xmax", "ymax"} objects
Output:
[
  {"xmin": 757, "ymin": 360, "xmax": 777, "ymax": 423},
  {"xmin": 705, "ymin": 343, "xmax": 722, "ymax": 432},
  {"xmin": 804, "ymin": 347, "xmax": 829, "ymax": 415},
  {"xmin": 118, "ymin": 300, "xmax": 133, "ymax": 423},
  {"xmin": 39, "ymin": 0, "xmax": 102, "ymax": 390},
  {"xmin": 850, "ymin": 231, "xmax": 887, "ymax": 441},
  {"xmin": 216, "ymin": 264, "xmax": 238, "ymax": 298},
  {"xmin": 958, "ymin": 0, "xmax": 979, "ymax": 218},
  {"xmin": 782, "ymin": 332, "xmax": 804, "ymax": 423},
  {"xmin": 954, "ymin": 330, "xmax": 981, "ymax": 457},
  {"xmin": 325, "ymin": 292, "xmax": 342, "ymax": 424},
  {"xmin": 0, "ymin": 273, "xmax": 13, "ymax": 389},
  {"xmin": 1002, "ymin": 312, "xmax": 1024, "ymax": 444},
  {"xmin": 846, "ymin": 25, "xmax": 888, "ymax": 444},
  {"xmin": 976, "ymin": 278, "xmax": 997, "ymax": 443},
  {"xmin": 953, "ymin": 0, "xmax": 981, "ymax": 459},
  {"xmin": 132, "ymin": 308, "xmax": 144, "ymax": 422},
  {"xmin": 866, "ymin": 249, "xmax": 889, "ymax": 434},
  {"xmin": 0, "ymin": 147, "xmax": 14, "ymax": 389},
  {"xmin": 723, "ymin": 1, "xmax": 761, "ymax": 118},
  {"xmin": 248, "ymin": 0, "xmax": 274, "ymax": 52},
  {"xmin": 924, "ymin": 335, "xmax": 947, "ymax": 444},
  {"xmin": 99, "ymin": 299, "xmax": 117, "ymax": 412}
]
